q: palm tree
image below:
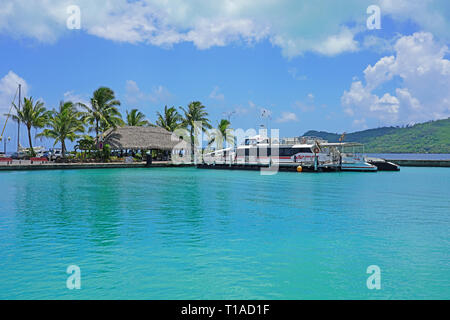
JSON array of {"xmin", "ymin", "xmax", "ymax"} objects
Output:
[
  {"xmin": 156, "ymin": 106, "xmax": 183, "ymax": 132},
  {"xmin": 78, "ymin": 87, "xmax": 123, "ymax": 144},
  {"xmin": 75, "ymin": 135, "xmax": 95, "ymax": 151},
  {"xmin": 38, "ymin": 101, "xmax": 85, "ymax": 158},
  {"xmin": 126, "ymin": 109, "xmax": 150, "ymax": 126},
  {"xmin": 180, "ymin": 101, "xmax": 212, "ymax": 162},
  {"xmin": 208, "ymin": 119, "xmax": 234, "ymax": 150},
  {"xmin": 75, "ymin": 135, "xmax": 95, "ymax": 161},
  {"xmin": 99, "ymin": 111, "xmax": 124, "ymax": 133},
  {"xmin": 6, "ymin": 97, "xmax": 49, "ymax": 156}
]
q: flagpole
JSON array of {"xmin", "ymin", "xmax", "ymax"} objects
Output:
[{"xmin": 17, "ymin": 83, "xmax": 21, "ymax": 152}]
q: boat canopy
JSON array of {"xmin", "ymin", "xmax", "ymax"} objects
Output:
[
  {"xmin": 292, "ymin": 144, "xmax": 314, "ymax": 148},
  {"xmin": 321, "ymin": 142, "xmax": 364, "ymax": 147}
]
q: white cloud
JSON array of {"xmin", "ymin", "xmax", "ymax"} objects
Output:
[
  {"xmin": 362, "ymin": 35, "xmax": 399, "ymax": 53},
  {"xmin": 294, "ymin": 101, "xmax": 315, "ymax": 113},
  {"xmin": 125, "ymin": 80, "xmax": 172, "ymax": 105},
  {"xmin": 63, "ymin": 90, "xmax": 90, "ymax": 106},
  {"xmin": 379, "ymin": 0, "xmax": 450, "ymax": 41},
  {"xmin": 185, "ymin": 18, "xmax": 268, "ymax": 49},
  {"xmin": 276, "ymin": 112, "xmax": 298, "ymax": 123},
  {"xmin": 248, "ymin": 101, "xmax": 257, "ymax": 109},
  {"xmin": 228, "ymin": 101, "xmax": 257, "ymax": 117},
  {"xmin": 0, "ymin": 71, "xmax": 28, "ymax": 118},
  {"xmin": 2, "ymin": 1, "xmax": 449, "ymax": 58},
  {"xmin": 352, "ymin": 118, "xmax": 368, "ymax": 129},
  {"xmin": 125, "ymin": 80, "xmax": 146, "ymax": 105},
  {"xmin": 233, "ymin": 107, "xmax": 249, "ymax": 116},
  {"xmin": 312, "ymin": 27, "xmax": 359, "ymax": 56},
  {"xmin": 342, "ymin": 32, "xmax": 450, "ymax": 125},
  {"xmin": 209, "ymin": 86, "xmax": 225, "ymax": 101},
  {"xmin": 288, "ymin": 67, "xmax": 307, "ymax": 81},
  {"xmin": 150, "ymin": 85, "xmax": 172, "ymax": 103},
  {"xmin": 294, "ymin": 93, "xmax": 318, "ymax": 112}
]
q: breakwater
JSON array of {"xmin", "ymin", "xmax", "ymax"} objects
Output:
[
  {"xmin": 0, "ymin": 162, "xmax": 194, "ymax": 171},
  {"xmin": 389, "ymin": 159, "xmax": 450, "ymax": 167}
]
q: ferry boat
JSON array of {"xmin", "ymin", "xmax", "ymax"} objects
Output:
[{"xmin": 203, "ymin": 135, "xmax": 377, "ymax": 172}]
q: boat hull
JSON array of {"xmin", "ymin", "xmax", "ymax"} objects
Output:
[
  {"xmin": 340, "ymin": 163, "xmax": 378, "ymax": 172},
  {"xmin": 368, "ymin": 159, "xmax": 401, "ymax": 171}
]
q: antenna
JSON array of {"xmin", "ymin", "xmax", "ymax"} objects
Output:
[
  {"xmin": 222, "ymin": 111, "xmax": 236, "ymax": 122},
  {"xmin": 260, "ymin": 108, "xmax": 272, "ymax": 131}
]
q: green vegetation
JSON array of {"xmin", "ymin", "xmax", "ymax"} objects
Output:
[
  {"xmin": 180, "ymin": 101, "xmax": 212, "ymax": 161},
  {"xmin": 156, "ymin": 106, "xmax": 183, "ymax": 132},
  {"xmin": 74, "ymin": 135, "xmax": 95, "ymax": 160},
  {"xmin": 208, "ymin": 119, "xmax": 234, "ymax": 150},
  {"xmin": 126, "ymin": 109, "xmax": 150, "ymax": 126},
  {"xmin": 38, "ymin": 101, "xmax": 85, "ymax": 158},
  {"xmin": 304, "ymin": 118, "xmax": 450, "ymax": 153},
  {"xmin": 5, "ymin": 83, "xmax": 449, "ymax": 159},
  {"xmin": 7, "ymin": 97, "xmax": 50, "ymax": 156},
  {"xmin": 101, "ymin": 143, "xmax": 111, "ymax": 162},
  {"xmin": 78, "ymin": 87, "xmax": 123, "ymax": 143},
  {"xmin": 2, "ymin": 85, "xmax": 220, "ymax": 162}
]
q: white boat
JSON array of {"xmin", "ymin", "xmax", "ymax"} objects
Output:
[
  {"xmin": 320, "ymin": 142, "xmax": 378, "ymax": 172},
  {"xmin": 203, "ymin": 136, "xmax": 377, "ymax": 172},
  {"xmin": 14, "ymin": 144, "xmax": 47, "ymax": 159}
]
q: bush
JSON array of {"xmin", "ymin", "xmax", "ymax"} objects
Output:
[
  {"xmin": 133, "ymin": 153, "xmax": 142, "ymax": 161},
  {"xmin": 102, "ymin": 144, "xmax": 111, "ymax": 162}
]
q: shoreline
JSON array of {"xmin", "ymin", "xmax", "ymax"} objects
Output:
[
  {"xmin": 0, "ymin": 161, "xmax": 195, "ymax": 171},
  {"xmin": 1, "ymin": 159, "xmax": 449, "ymax": 171}
]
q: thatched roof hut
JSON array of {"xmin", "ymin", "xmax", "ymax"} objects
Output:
[{"xmin": 103, "ymin": 126, "xmax": 189, "ymax": 151}]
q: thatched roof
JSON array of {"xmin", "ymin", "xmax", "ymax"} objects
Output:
[{"xmin": 103, "ymin": 126, "xmax": 189, "ymax": 151}]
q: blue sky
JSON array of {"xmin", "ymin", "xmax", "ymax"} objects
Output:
[{"xmin": 0, "ymin": 0, "xmax": 449, "ymax": 150}]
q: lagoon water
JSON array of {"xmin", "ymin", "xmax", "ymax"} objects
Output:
[{"xmin": 0, "ymin": 167, "xmax": 449, "ymax": 299}]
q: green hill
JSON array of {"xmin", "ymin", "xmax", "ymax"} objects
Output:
[{"xmin": 303, "ymin": 118, "xmax": 450, "ymax": 153}]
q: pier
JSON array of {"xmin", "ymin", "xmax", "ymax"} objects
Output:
[
  {"xmin": 389, "ymin": 159, "xmax": 450, "ymax": 167},
  {"xmin": 0, "ymin": 161, "xmax": 194, "ymax": 171}
]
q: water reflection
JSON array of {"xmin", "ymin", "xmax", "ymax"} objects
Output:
[{"xmin": 152, "ymin": 169, "xmax": 207, "ymax": 247}]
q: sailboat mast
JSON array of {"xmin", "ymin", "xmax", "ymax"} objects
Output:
[{"xmin": 17, "ymin": 84, "xmax": 21, "ymax": 152}]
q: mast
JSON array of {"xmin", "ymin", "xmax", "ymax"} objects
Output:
[{"xmin": 17, "ymin": 83, "xmax": 21, "ymax": 152}]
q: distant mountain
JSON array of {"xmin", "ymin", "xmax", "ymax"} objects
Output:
[{"xmin": 303, "ymin": 118, "xmax": 450, "ymax": 153}]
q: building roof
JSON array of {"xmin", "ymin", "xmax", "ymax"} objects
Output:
[{"xmin": 103, "ymin": 126, "xmax": 189, "ymax": 151}]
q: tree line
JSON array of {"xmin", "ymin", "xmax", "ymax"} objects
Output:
[{"xmin": 4, "ymin": 86, "xmax": 233, "ymax": 159}]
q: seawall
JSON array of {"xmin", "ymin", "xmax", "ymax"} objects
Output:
[
  {"xmin": 390, "ymin": 160, "xmax": 450, "ymax": 167},
  {"xmin": 0, "ymin": 162, "xmax": 194, "ymax": 171}
]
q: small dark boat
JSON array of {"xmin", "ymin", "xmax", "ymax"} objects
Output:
[{"xmin": 367, "ymin": 158, "xmax": 400, "ymax": 171}]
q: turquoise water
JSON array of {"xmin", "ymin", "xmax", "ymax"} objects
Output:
[{"xmin": 0, "ymin": 167, "xmax": 449, "ymax": 300}]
